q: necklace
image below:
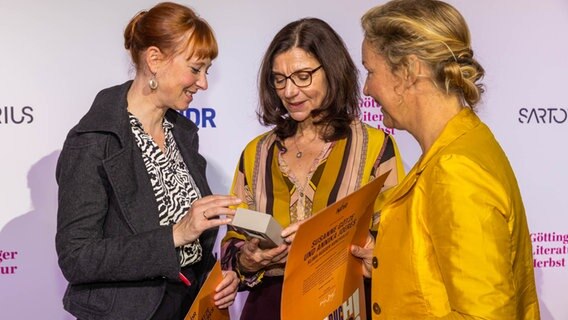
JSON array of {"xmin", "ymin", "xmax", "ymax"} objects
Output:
[
  {"xmin": 278, "ymin": 141, "xmax": 334, "ymax": 222},
  {"xmin": 291, "ymin": 131, "xmax": 319, "ymax": 158},
  {"xmin": 293, "ymin": 135, "xmax": 303, "ymax": 158}
]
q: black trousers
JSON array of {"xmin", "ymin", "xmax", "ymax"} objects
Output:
[{"xmin": 152, "ymin": 267, "xmax": 199, "ymax": 320}]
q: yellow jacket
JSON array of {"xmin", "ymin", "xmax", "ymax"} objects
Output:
[{"xmin": 370, "ymin": 108, "xmax": 540, "ymax": 319}]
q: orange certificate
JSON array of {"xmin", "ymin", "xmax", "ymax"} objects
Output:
[
  {"xmin": 184, "ymin": 260, "xmax": 229, "ymax": 320},
  {"xmin": 281, "ymin": 171, "xmax": 390, "ymax": 320}
]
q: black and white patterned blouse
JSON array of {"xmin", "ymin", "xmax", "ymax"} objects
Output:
[{"xmin": 129, "ymin": 113, "xmax": 202, "ymax": 267}]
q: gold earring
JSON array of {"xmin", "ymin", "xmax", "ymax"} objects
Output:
[{"xmin": 148, "ymin": 73, "xmax": 158, "ymax": 90}]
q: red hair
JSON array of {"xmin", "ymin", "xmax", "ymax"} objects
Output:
[{"xmin": 124, "ymin": 2, "xmax": 218, "ymax": 69}]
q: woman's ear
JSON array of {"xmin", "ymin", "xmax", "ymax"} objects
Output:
[
  {"xmin": 404, "ymin": 55, "xmax": 421, "ymax": 87},
  {"xmin": 144, "ymin": 46, "xmax": 164, "ymax": 74},
  {"xmin": 406, "ymin": 55, "xmax": 440, "ymax": 91}
]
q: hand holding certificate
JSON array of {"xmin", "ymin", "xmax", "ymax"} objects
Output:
[
  {"xmin": 184, "ymin": 261, "xmax": 230, "ymax": 320},
  {"xmin": 281, "ymin": 171, "xmax": 391, "ymax": 320}
]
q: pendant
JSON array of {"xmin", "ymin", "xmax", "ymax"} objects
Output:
[{"xmin": 296, "ymin": 151, "xmax": 303, "ymax": 158}]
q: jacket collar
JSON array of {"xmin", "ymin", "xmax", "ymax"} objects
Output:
[
  {"xmin": 415, "ymin": 107, "xmax": 480, "ymax": 174},
  {"xmin": 74, "ymin": 80, "xmax": 199, "ymax": 148},
  {"xmin": 384, "ymin": 107, "xmax": 481, "ymax": 205},
  {"xmin": 75, "ymin": 81, "xmax": 132, "ymax": 146}
]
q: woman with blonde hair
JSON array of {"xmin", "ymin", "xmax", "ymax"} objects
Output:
[{"xmin": 351, "ymin": 0, "xmax": 540, "ymax": 318}]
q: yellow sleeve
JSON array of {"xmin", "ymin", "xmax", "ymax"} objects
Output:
[{"xmin": 427, "ymin": 154, "xmax": 519, "ymax": 319}]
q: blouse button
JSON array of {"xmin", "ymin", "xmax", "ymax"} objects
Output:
[
  {"xmin": 373, "ymin": 302, "xmax": 381, "ymax": 315},
  {"xmin": 372, "ymin": 257, "xmax": 379, "ymax": 268}
]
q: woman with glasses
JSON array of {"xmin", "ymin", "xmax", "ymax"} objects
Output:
[{"xmin": 221, "ymin": 17, "xmax": 404, "ymax": 319}]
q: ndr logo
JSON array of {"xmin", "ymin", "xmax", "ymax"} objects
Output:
[{"xmin": 180, "ymin": 107, "xmax": 216, "ymax": 128}]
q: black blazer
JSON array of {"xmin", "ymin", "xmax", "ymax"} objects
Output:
[{"xmin": 55, "ymin": 81, "xmax": 217, "ymax": 320}]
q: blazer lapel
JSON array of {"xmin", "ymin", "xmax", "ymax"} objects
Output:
[
  {"xmin": 379, "ymin": 108, "xmax": 481, "ymax": 210},
  {"xmin": 103, "ymin": 139, "xmax": 161, "ymax": 233}
]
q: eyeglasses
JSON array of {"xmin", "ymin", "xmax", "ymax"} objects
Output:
[{"xmin": 271, "ymin": 65, "xmax": 322, "ymax": 89}]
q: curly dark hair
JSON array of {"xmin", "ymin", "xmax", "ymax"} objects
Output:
[{"xmin": 258, "ymin": 18, "xmax": 360, "ymax": 141}]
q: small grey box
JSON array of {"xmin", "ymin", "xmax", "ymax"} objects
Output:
[{"xmin": 230, "ymin": 208, "xmax": 284, "ymax": 249}]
